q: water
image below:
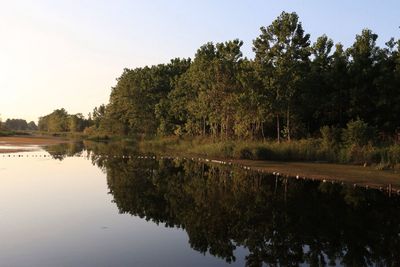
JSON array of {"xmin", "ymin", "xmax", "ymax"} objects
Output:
[{"xmin": 1, "ymin": 142, "xmax": 400, "ymax": 266}]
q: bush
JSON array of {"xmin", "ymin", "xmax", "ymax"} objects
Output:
[
  {"xmin": 220, "ymin": 143, "xmax": 234, "ymax": 157},
  {"xmin": 388, "ymin": 145, "xmax": 400, "ymax": 164},
  {"xmin": 237, "ymin": 147, "xmax": 253, "ymax": 159},
  {"xmin": 342, "ymin": 119, "xmax": 376, "ymax": 147},
  {"xmin": 253, "ymin": 146, "xmax": 271, "ymax": 160},
  {"xmin": 341, "ymin": 143, "xmax": 379, "ymax": 165},
  {"xmin": 320, "ymin": 125, "xmax": 341, "ymax": 149}
]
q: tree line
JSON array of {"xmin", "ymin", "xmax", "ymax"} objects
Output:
[
  {"xmin": 38, "ymin": 108, "xmax": 91, "ymax": 132},
  {"xmin": 45, "ymin": 12, "xmax": 400, "ymax": 142},
  {"xmin": 0, "ymin": 118, "xmax": 37, "ymax": 131}
]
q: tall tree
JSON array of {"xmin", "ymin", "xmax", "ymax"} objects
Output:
[
  {"xmin": 374, "ymin": 38, "xmax": 400, "ymax": 133},
  {"xmin": 329, "ymin": 43, "xmax": 350, "ymax": 128},
  {"xmin": 253, "ymin": 11, "xmax": 311, "ymax": 141},
  {"xmin": 163, "ymin": 40, "xmax": 244, "ymax": 138},
  {"xmin": 301, "ymin": 35, "xmax": 334, "ymax": 132},
  {"xmin": 347, "ymin": 29, "xmax": 380, "ymax": 123},
  {"xmin": 106, "ymin": 58, "xmax": 190, "ymax": 136}
]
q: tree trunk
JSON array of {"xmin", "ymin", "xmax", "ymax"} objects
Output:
[
  {"xmin": 203, "ymin": 117, "xmax": 206, "ymax": 136},
  {"xmin": 226, "ymin": 116, "xmax": 229, "ymax": 140},
  {"xmin": 276, "ymin": 113, "xmax": 280, "ymax": 143},
  {"xmin": 261, "ymin": 121, "xmax": 265, "ymax": 142},
  {"xmin": 287, "ymin": 105, "xmax": 291, "ymax": 142}
]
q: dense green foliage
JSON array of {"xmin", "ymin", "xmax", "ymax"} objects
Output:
[
  {"xmin": 2, "ymin": 119, "xmax": 37, "ymax": 131},
  {"xmin": 38, "ymin": 108, "xmax": 91, "ymax": 133},
  {"xmin": 90, "ymin": 59, "xmax": 191, "ymax": 136},
  {"xmin": 89, "ymin": 12, "xmax": 400, "ymax": 144}
]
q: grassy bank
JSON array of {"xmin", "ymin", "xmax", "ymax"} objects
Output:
[
  {"xmin": 141, "ymin": 136, "xmax": 400, "ymax": 171},
  {"xmin": 139, "ymin": 136, "xmax": 400, "ymax": 189},
  {"xmin": 0, "ymin": 130, "xmax": 31, "ymax": 137}
]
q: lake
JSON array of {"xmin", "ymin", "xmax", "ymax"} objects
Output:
[{"xmin": 1, "ymin": 141, "xmax": 399, "ymax": 266}]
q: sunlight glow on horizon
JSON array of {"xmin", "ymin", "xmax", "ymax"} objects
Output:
[{"xmin": 1, "ymin": 0, "xmax": 399, "ymax": 123}]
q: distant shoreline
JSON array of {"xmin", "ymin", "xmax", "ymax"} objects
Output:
[{"xmin": 0, "ymin": 135, "xmax": 69, "ymax": 153}]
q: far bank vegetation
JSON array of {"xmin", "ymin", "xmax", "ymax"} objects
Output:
[{"xmin": 38, "ymin": 12, "xmax": 400, "ymax": 168}]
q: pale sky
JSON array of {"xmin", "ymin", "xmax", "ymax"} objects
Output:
[{"xmin": 0, "ymin": 0, "xmax": 399, "ymax": 123}]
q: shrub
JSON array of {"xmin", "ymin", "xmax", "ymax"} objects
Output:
[
  {"xmin": 320, "ymin": 125, "xmax": 341, "ymax": 149},
  {"xmin": 342, "ymin": 119, "xmax": 376, "ymax": 147},
  {"xmin": 387, "ymin": 145, "xmax": 400, "ymax": 165},
  {"xmin": 253, "ymin": 146, "xmax": 271, "ymax": 160},
  {"xmin": 237, "ymin": 147, "xmax": 253, "ymax": 159},
  {"xmin": 221, "ymin": 143, "xmax": 234, "ymax": 157},
  {"xmin": 342, "ymin": 143, "xmax": 379, "ymax": 165}
]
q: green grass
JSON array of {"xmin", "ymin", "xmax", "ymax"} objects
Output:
[
  {"xmin": 140, "ymin": 136, "xmax": 400, "ymax": 189},
  {"xmin": 0, "ymin": 130, "xmax": 31, "ymax": 137},
  {"xmin": 142, "ymin": 136, "xmax": 326, "ymax": 160},
  {"xmin": 141, "ymin": 136, "xmax": 400, "ymax": 170}
]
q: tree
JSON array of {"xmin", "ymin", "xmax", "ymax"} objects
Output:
[
  {"xmin": 347, "ymin": 29, "xmax": 380, "ymax": 123},
  {"xmin": 373, "ymin": 38, "xmax": 400, "ymax": 133},
  {"xmin": 87, "ymin": 13, "xmax": 400, "ymax": 140},
  {"xmin": 160, "ymin": 41, "xmax": 244, "ymax": 138},
  {"xmin": 27, "ymin": 121, "xmax": 38, "ymax": 131},
  {"xmin": 309, "ymin": 35, "xmax": 334, "ymax": 126},
  {"xmin": 253, "ymin": 11, "xmax": 311, "ymax": 141},
  {"xmin": 69, "ymin": 113, "xmax": 85, "ymax": 132},
  {"xmin": 105, "ymin": 58, "xmax": 190, "ymax": 136},
  {"xmin": 92, "ymin": 104, "xmax": 106, "ymax": 128},
  {"xmin": 4, "ymin": 119, "xmax": 29, "ymax": 130},
  {"xmin": 38, "ymin": 109, "xmax": 90, "ymax": 132},
  {"xmin": 329, "ymin": 43, "xmax": 350, "ymax": 128},
  {"xmin": 234, "ymin": 58, "xmax": 267, "ymax": 139}
]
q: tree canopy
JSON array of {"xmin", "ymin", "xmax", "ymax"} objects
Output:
[
  {"xmin": 3, "ymin": 119, "xmax": 38, "ymax": 131},
  {"xmin": 38, "ymin": 108, "xmax": 91, "ymax": 133}
]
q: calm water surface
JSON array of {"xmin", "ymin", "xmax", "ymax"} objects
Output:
[{"xmin": 1, "ymin": 142, "xmax": 400, "ymax": 266}]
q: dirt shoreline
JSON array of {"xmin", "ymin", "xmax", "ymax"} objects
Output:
[
  {"xmin": 0, "ymin": 136, "xmax": 69, "ymax": 153},
  {"xmin": 161, "ymin": 150, "xmax": 400, "ymax": 191},
  {"xmin": 219, "ymin": 158, "xmax": 400, "ymax": 191}
]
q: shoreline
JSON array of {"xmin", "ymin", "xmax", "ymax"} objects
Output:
[
  {"xmin": 150, "ymin": 148, "xmax": 400, "ymax": 191},
  {"xmin": 229, "ymin": 159, "xmax": 400, "ymax": 191},
  {"xmin": 1, "ymin": 136, "xmax": 399, "ymax": 191},
  {"xmin": 0, "ymin": 136, "xmax": 69, "ymax": 153},
  {"xmin": 141, "ymin": 137, "xmax": 400, "ymax": 190}
]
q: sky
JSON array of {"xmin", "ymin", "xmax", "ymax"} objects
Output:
[{"xmin": 0, "ymin": 0, "xmax": 399, "ymax": 123}]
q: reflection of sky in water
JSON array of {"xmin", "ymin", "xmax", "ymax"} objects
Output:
[{"xmin": 0, "ymin": 149, "xmax": 246, "ymax": 267}]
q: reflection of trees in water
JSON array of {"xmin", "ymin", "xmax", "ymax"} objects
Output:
[
  {"xmin": 44, "ymin": 141, "xmax": 85, "ymax": 160},
  {"xmin": 43, "ymin": 142, "xmax": 400, "ymax": 266},
  {"xmin": 88, "ymin": 153, "xmax": 400, "ymax": 267},
  {"xmin": 43, "ymin": 140, "xmax": 139, "ymax": 162}
]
